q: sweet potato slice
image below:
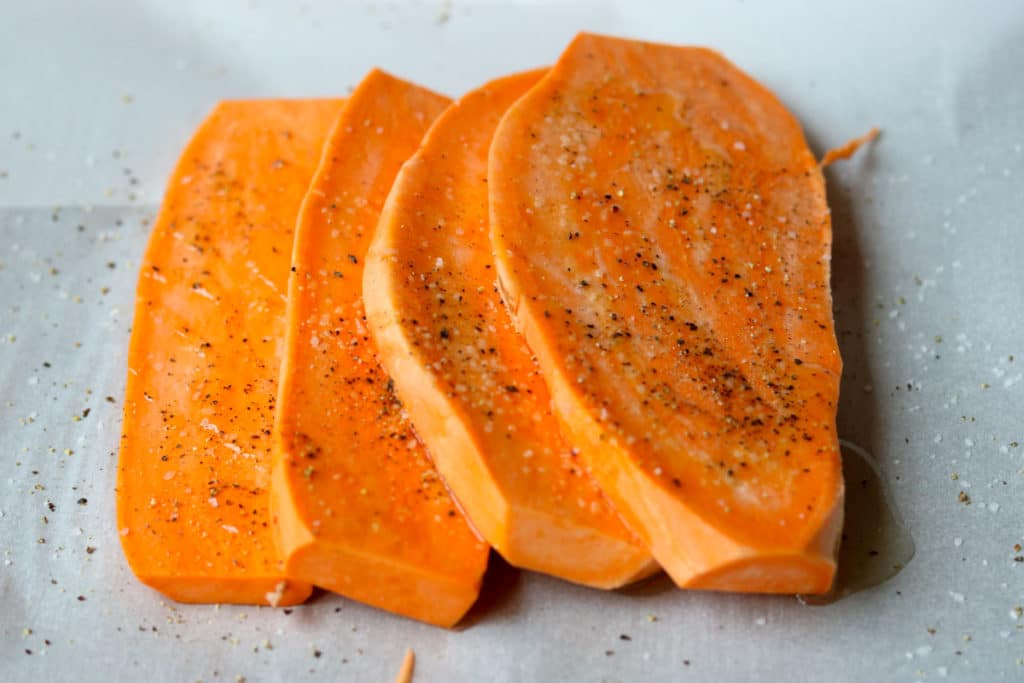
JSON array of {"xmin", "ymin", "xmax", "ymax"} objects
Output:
[
  {"xmin": 489, "ymin": 33, "xmax": 844, "ymax": 594},
  {"xmin": 364, "ymin": 70, "xmax": 657, "ymax": 588},
  {"xmin": 271, "ymin": 70, "xmax": 489, "ymax": 627},
  {"xmin": 117, "ymin": 99, "xmax": 342, "ymax": 605}
]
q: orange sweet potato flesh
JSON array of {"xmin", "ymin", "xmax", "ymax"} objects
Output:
[
  {"xmin": 489, "ymin": 33, "xmax": 845, "ymax": 594},
  {"xmin": 364, "ymin": 70, "xmax": 657, "ymax": 588},
  {"xmin": 117, "ymin": 99, "xmax": 343, "ymax": 605},
  {"xmin": 271, "ymin": 69, "xmax": 489, "ymax": 627}
]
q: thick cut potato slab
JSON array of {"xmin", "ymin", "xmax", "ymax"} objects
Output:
[
  {"xmin": 489, "ymin": 33, "xmax": 844, "ymax": 594},
  {"xmin": 271, "ymin": 70, "xmax": 489, "ymax": 627},
  {"xmin": 118, "ymin": 99, "xmax": 342, "ymax": 605},
  {"xmin": 365, "ymin": 70, "xmax": 657, "ymax": 588}
]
